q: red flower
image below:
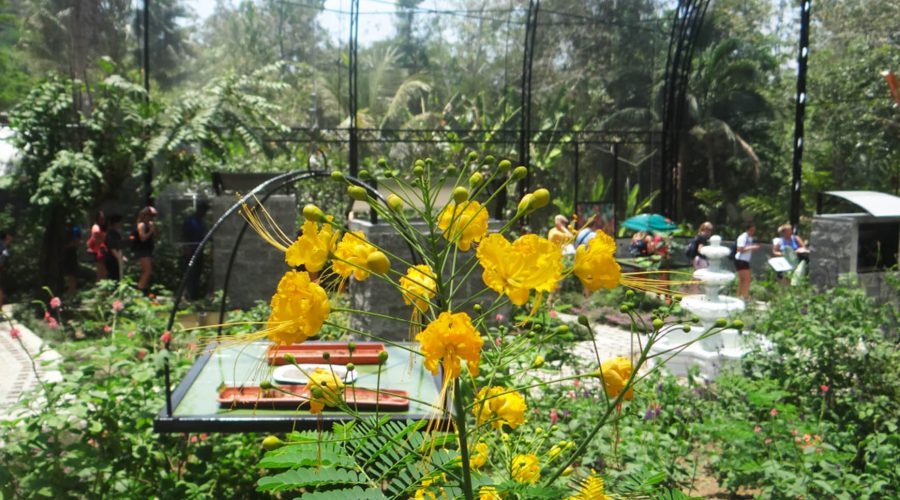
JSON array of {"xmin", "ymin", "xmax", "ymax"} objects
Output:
[
  {"xmin": 770, "ymin": 408, "xmax": 778, "ymax": 417},
  {"xmin": 10, "ymin": 327, "xmax": 20, "ymax": 339},
  {"xmin": 49, "ymin": 297, "xmax": 61, "ymax": 309},
  {"xmin": 160, "ymin": 330, "xmax": 172, "ymax": 344},
  {"xmin": 495, "ymin": 313, "xmax": 505, "ymax": 322},
  {"xmin": 754, "ymin": 425, "xmax": 761, "ymax": 433},
  {"xmin": 820, "ymin": 384, "xmax": 829, "ymax": 393},
  {"xmin": 47, "ymin": 317, "xmax": 59, "ymax": 330},
  {"xmin": 103, "ymin": 325, "xmax": 112, "ymax": 333},
  {"xmin": 43, "ymin": 311, "xmax": 51, "ymax": 321},
  {"xmin": 112, "ymin": 300, "xmax": 124, "ymax": 312},
  {"xmin": 550, "ymin": 408, "xmax": 558, "ymax": 425},
  {"xmin": 549, "ymin": 310, "xmax": 558, "ymax": 319},
  {"xmin": 136, "ymin": 349, "xmax": 147, "ymax": 360}
]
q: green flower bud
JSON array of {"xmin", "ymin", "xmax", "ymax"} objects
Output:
[
  {"xmin": 620, "ymin": 304, "xmax": 630, "ymax": 313},
  {"xmin": 413, "ymin": 165, "xmax": 424, "ymax": 176},
  {"xmin": 345, "ymin": 362, "xmax": 355, "ymax": 371},
  {"xmin": 377, "ymin": 157, "xmax": 387, "ymax": 167},
  {"xmin": 691, "ymin": 315, "xmax": 701, "ymax": 324},
  {"xmin": 682, "ymin": 324, "xmax": 692, "ymax": 333},
  {"xmin": 358, "ymin": 169, "xmax": 370, "ymax": 180},
  {"xmin": 283, "ymin": 353, "xmax": 296, "ymax": 364},
  {"xmin": 531, "ymin": 188, "xmax": 550, "ymax": 209},
  {"xmin": 310, "ymin": 386, "xmax": 324, "ymax": 398},
  {"xmin": 260, "ymin": 380, "xmax": 274, "ymax": 390},
  {"xmin": 467, "ymin": 151, "xmax": 478, "ymax": 162},
  {"xmin": 262, "ymin": 435, "xmax": 284, "ymax": 451},
  {"xmin": 322, "ymin": 352, "xmax": 331, "ymax": 361},
  {"xmin": 652, "ymin": 318, "xmax": 664, "ymax": 330},
  {"xmin": 347, "ymin": 342, "xmax": 356, "ymax": 353},
  {"xmin": 533, "ymin": 323, "xmax": 543, "ymax": 331},
  {"xmin": 366, "ymin": 251, "xmax": 391, "ymax": 274},
  {"xmin": 446, "ymin": 165, "xmax": 459, "ymax": 176},
  {"xmin": 453, "ymin": 186, "xmax": 469, "ymax": 203},
  {"xmin": 473, "ymin": 303, "xmax": 482, "ymax": 312},
  {"xmin": 331, "ymin": 170, "xmax": 344, "ymax": 181},
  {"xmin": 302, "ymin": 203, "xmax": 325, "ymax": 222},
  {"xmin": 531, "ymin": 355, "xmax": 545, "ymax": 368},
  {"xmin": 577, "ymin": 315, "xmax": 590, "ymax": 327},
  {"xmin": 387, "ymin": 193, "xmax": 403, "ymax": 212},
  {"xmin": 714, "ymin": 318, "xmax": 728, "ymax": 328},
  {"xmin": 348, "ymin": 185, "xmax": 368, "ymax": 201},
  {"xmin": 377, "ymin": 350, "xmax": 389, "ymax": 365},
  {"xmin": 556, "ymin": 325, "xmax": 569, "ymax": 333},
  {"xmin": 415, "ymin": 159, "xmax": 425, "ymax": 167},
  {"xmin": 425, "ymin": 158, "xmax": 433, "ymax": 167},
  {"xmin": 497, "ymin": 160, "xmax": 511, "ymax": 174},
  {"xmin": 512, "ymin": 166, "xmax": 528, "ymax": 180},
  {"xmin": 517, "ymin": 194, "xmax": 534, "ymax": 214},
  {"xmin": 732, "ymin": 319, "xmax": 744, "ymax": 330},
  {"xmin": 483, "ymin": 155, "xmax": 496, "ymax": 165},
  {"xmin": 468, "ymin": 172, "xmax": 483, "ymax": 186},
  {"xmin": 625, "ymin": 290, "xmax": 635, "ymax": 299}
]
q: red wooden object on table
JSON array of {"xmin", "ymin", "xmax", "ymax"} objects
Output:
[{"xmin": 217, "ymin": 385, "xmax": 409, "ymax": 411}]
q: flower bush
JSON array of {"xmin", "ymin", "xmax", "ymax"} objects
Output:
[{"xmin": 240, "ymin": 155, "xmax": 712, "ymax": 499}]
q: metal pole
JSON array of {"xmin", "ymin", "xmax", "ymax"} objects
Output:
[
  {"xmin": 790, "ymin": 0, "xmax": 811, "ymax": 230},
  {"xmin": 348, "ymin": 0, "xmax": 359, "ymax": 177},
  {"xmin": 573, "ymin": 141, "xmax": 580, "ymax": 212},
  {"xmin": 143, "ymin": 0, "xmax": 152, "ymax": 205},
  {"xmin": 518, "ymin": 0, "xmax": 538, "ymax": 197},
  {"xmin": 613, "ymin": 142, "xmax": 620, "ymax": 234}
]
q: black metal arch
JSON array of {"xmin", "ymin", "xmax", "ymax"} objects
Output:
[
  {"xmin": 660, "ymin": 0, "xmax": 712, "ymax": 219},
  {"xmin": 160, "ymin": 169, "xmax": 418, "ymax": 417}
]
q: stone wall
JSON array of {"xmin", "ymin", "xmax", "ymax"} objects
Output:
[
  {"xmin": 809, "ymin": 216, "xmax": 857, "ymax": 289},
  {"xmin": 347, "ymin": 219, "xmax": 505, "ymax": 340},
  {"xmin": 210, "ymin": 195, "xmax": 297, "ymax": 308}
]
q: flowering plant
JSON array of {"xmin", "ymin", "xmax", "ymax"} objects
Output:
[{"xmin": 240, "ymin": 154, "xmax": 711, "ymax": 498}]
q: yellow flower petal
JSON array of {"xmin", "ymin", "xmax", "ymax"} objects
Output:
[{"xmin": 415, "ymin": 311, "xmax": 483, "ymax": 379}]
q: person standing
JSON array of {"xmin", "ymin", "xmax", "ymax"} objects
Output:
[
  {"xmin": 86, "ymin": 211, "xmax": 108, "ymax": 280},
  {"xmin": 181, "ymin": 201, "xmax": 210, "ymax": 300},
  {"xmin": 134, "ymin": 206, "xmax": 158, "ymax": 295},
  {"xmin": 547, "ymin": 215, "xmax": 572, "ymax": 247},
  {"xmin": 0, "ymin": 231, "xmax": 12, "ymax": 307},
  {"xmin": 687, "ymin": 222, "xmax": 714, "ymax": 270},
  {"xmin": 104, "ymin": 214, "xmax": 124, "ymax": 282},
  {"xmin": 772, "ymin": 223, "xmax": 809, "ymax": 262},
  {"xmin": 735, "ymin": 222, "xmax": 760, "ymax": 299}
]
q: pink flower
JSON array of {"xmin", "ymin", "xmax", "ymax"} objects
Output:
[
  {"xmin": 573, "ymin": 379, "xmax": 581, "ymax": 388},
  {"xmin": 791, "ymin": 429, "xmax": 798, "ymax": 436},
  {"xmin": 190, "ymin": 435, "xmax": 199, "ymax": 444},
  {"xmin": 136, "ymin": 349, "xmax": 147, "ymax": 360},
  {"xmin": 495, "ymin": 313, "xmax": 504, "ymax": 322},
  {"xmin": 754, "ymin": 425, "xmax": 761, "ymax": 433},
  {"xmin": 103, "ymin": 325, "xmax": 112, "ymax": 334},
  {"xmin": 43, "ymin": 311, "xmax": 51, "ymax": 321},
  {"xmin": 494, "ymin": 336, "xmax": 502, "ymax": 347},
  {"xmin": 567, "ymin": 390, "xmax": 577, "ymax": 399},
  {"xmin": 770, "ymin": 408, "xmax": 779, "ymax": 417},
  {"xmin": 112, "ymin": 300, "xmax": 124, "ymax": 312},
  {"xmin": 160, "ymin": 330, "xmax": 172, "ymax": 344},
  {"xmin": 127, "ymin": 331, "xmax": 135, "ymax": 338},
  {"xmin": 550, "ymin": 408, "xmax": 559, "ymax": 425},
  {"xmin": 549, "ymin": 310, "xmax": 558, "ymax": 319},
  {"xmin": 10, "ymin": 327, "xmax": 20, "ymax": 339},
  {"xmin": 820, "ymin": 384, "xmax": 829, "ymax": 393},
  {"xmin": 47, "ymin": 317, "xmax": 59, "ymax": 330},
  {"xmin": 764, "ymin": 438, "xmax": 773, "ymax": 445},
  {"xmin": 49, "ymin": 297, "xmax": 61, "ymax": 309}
]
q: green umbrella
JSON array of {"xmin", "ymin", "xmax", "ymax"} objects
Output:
[{"xmin": 621, "ymin": 214, "xmax": 679, "ymax": 234}]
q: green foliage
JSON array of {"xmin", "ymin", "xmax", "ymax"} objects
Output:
[{"xmin": 0, "ymin": 284, "xmax": 264, "ymax": 498}]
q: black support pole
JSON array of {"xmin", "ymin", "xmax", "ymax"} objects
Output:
[
  {"xmin": 518, "ymin": 0, "xmax": 539, "ymax": 197},
  {"xmin": 790, "ymin": 0, "xmax": 811, "ymax": 230},
  {"xmin": 612, "ymin": 142, "xmax": 620, "ymax": 234},
  {"xmin": 348, "ymin": 0, "xmax": 360, "ymax": 177},
  {"xmin": 143, "ymin": 0, "xmax": 152, "ymax": 205}
]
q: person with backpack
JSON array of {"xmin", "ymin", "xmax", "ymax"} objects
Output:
[
  {"xmin": 86, "ymin": 210, "xmax": 108, "ymax": 280},
  {"xmin": 686, "ymin": 221, "xmax": 714, "ymax": 270}
]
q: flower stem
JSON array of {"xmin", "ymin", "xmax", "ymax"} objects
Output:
[{"xmin": 453, "ymin": 377, "xmax": 475, "ymax": 500}]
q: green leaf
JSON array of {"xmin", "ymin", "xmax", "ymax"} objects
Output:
[
  {"xmin": 256, "ymin": 468, "xmax": 367, "ymax": 492},
  {"xmin": 294, "ymin": 487, "xmax": 387, "ymax": 500}
]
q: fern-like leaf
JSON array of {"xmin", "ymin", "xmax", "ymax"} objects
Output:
[{"xmin": 256, "ymin": 468, "xmax": 367, "ymax": 492}]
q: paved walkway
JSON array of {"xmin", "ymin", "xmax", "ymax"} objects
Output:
[
  {"xmin": 0, "ymin": 306, "xmax": 62, "ymax": 419},
  {"xmin": 552, "ymin": 313, "xmax": 639, "ymax": 376}
]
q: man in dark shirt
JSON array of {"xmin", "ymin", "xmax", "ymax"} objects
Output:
[
  {"xmin": 182, "ymin": 201, "xmax": 210, "ymax": 300},
  {"xmin": 105, "ymin": 215, "xmax": 124, "ymax": 281}
]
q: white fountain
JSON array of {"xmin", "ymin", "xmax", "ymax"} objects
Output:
[{"xmin": 650, "ymin": 235, "xmax": 768, "ymax": 378}]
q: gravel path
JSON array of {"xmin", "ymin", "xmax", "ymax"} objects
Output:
[{"xmin": 0, "ymin": 306, "xmax": 62, "ymax": 419}]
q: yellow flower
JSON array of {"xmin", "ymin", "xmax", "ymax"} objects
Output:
[
  {"xmin": 400, "ymin": 265, "xmax": 437, "ymax": 312},
  {"xmin": 592, "ymin": 356, "xmax": 634, "ymax": 401},
  {"xmin": 438, "ymin": 200, "xmax": 489, "ymax": 251},
  {"xmin": 572, "ymin": 229, "xmax": 620, "ymax": 291},
  {"xmin": 469, "ymin": 442, "xmax": 490, "ymax": 469},
  {"xmin": 479, "ymin": 485, "xmax": 502, "ymax": 500},
  {"xmin": 568, "ymin": 470, "xmax": 610, "ymax": 500},
  {"xmin": 332, "ymin": 231, "xmax": 377, "ymax": 281},
  {"xmin": 285, "ymin": 219, "xmax": 339, "ymax": 272},
  {"xmin": 473, "ymin": 386, "xmax": 527, "ymax": 430},
  {"xmin": 416, "ymin": 311, "xmax": 483, "ymax": 379},
  {"xmin": 413, "ymin": 476, "xmax": 446, "ymax": 500},
  {"xmin": 266, "ymin": 271, "xmax": 331, "ymax": 345},
  {"xmin": 305, "ymin": 367, "xmax": 344, "ymax": 414},
  {"xmin": 511, "ymin": 454, "xmax": 540, "ymax": 484},
  {"xmin": 476, "ymin": 234, "xmax": 563, "ymax": 306}
]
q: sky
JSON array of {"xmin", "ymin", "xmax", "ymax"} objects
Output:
[{"xmin": 183, "ymin": 0, "xmax": 399, "ymax": 46}]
